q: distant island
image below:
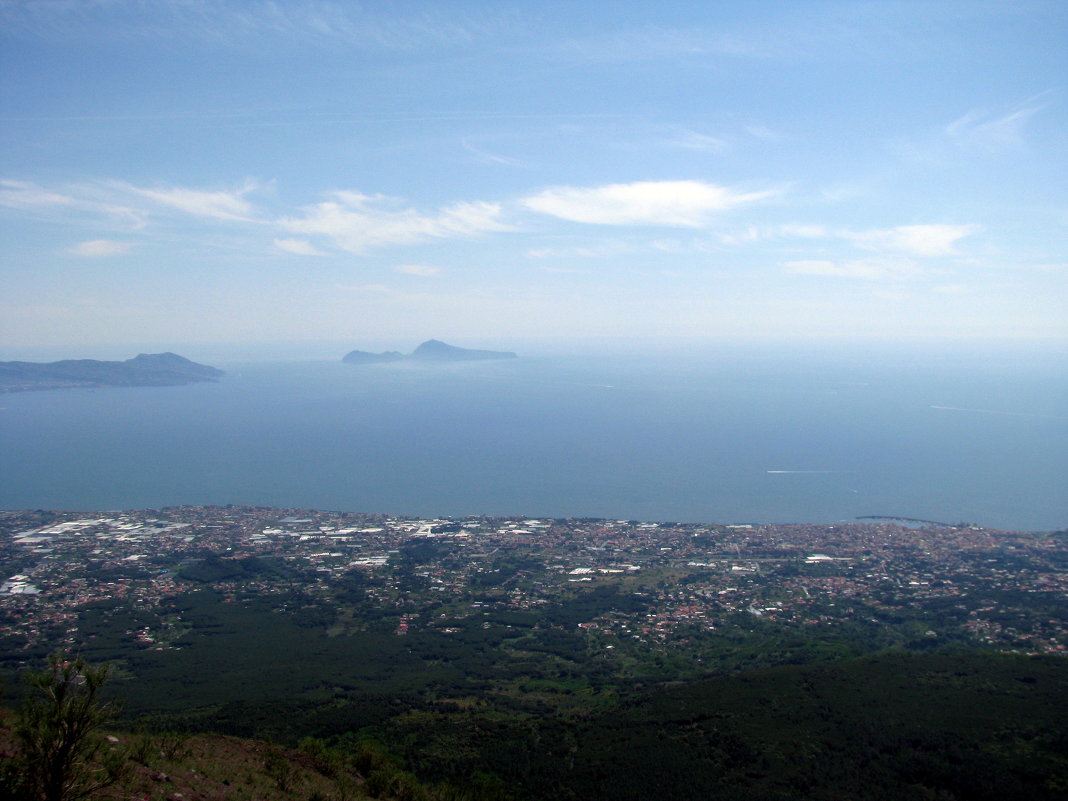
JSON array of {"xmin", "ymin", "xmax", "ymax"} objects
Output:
[
  {"xmin": 0, "ymin": 352, "xmax": 224, "ymax": 392},
  {"xmin": 343, "ymin": 339, "xmax": 518, "ymax": 365}
]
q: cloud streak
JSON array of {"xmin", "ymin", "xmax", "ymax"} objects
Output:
[
  {"xmin": 125, "ymin": 181, "xmax": 260, "ymax": 222},
  {"xmin": 522, "ymin": 180, "xmax": 776, "ymax": 227},
  {"xmin": 393, "ymin": 264, "xmax": 441, "ymax": 276},
  {"xmin": 66, "ymin": 239, "xmax": 131, "ymax": 257},
  {"xmin": 0, "ymin": 179, "xmax": 146, "ymax": 227},
  {"xmin": 0, "ymin": 0, "xmax": 505, "ymax": 53},
  {"xmin": 783, "ymin": 257, "xmax": 920, "ymax": 280},
  {"xmin": 845, "ymin": 224, "xmax": 981, "ymax": 257},
  {"xmin": 0, "ymin": 177, "xmax": 985, "ymax": 272},
  {"xmin": 279, "ymin": 191, "xmax": 511, "ymax": 254},
  {"xmin": 667, "ymin": 129, "xmax": 728, "ymax": 152},
  {"xmin": 945, "ymin": 96, "xmax": 1051, "ymax": 151},
  {"xmin": 274, "ymin": 238, "xmax": 326, "ymax": 256},
  {"xmin": 0, "ymin": 179, "xmax": 76, "ymax": 208}
]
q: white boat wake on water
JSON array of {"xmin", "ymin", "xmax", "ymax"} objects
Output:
[
  {"xmin": 929, "ymin": 405, "xmax": 1066, "ymax": 421},
  {"xmin": 765, "ymin": 470, "xmax": 850, "ymax": 474}
]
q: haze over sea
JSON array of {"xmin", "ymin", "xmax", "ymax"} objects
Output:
[{"xmin": 1, "ymin": 342, "xmax": 1065, "ymax": 531}]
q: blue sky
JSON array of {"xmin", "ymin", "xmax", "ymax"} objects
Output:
[{"xmin": 1, "ymin": 0, "xmax": 1065, "ymax": 357}]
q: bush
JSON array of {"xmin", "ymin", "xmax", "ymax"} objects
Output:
[{"xmin": 13, "ymin": 654, "xmax": 129, "ymax": 801}]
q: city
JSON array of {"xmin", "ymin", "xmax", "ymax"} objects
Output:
[{"xmin": 3, "ymin": 506, "xmax": 1065, "ymax": 667}]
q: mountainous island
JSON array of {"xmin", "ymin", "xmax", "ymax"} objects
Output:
[
  {"xmin": 343, "ymin": 339, "xmax": 518, "ymax": 365},
  {"xmin": 0, "ymin": 352, "xmax": 224, "ymax": 392}
]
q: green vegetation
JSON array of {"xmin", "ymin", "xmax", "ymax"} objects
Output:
[
  {"xmin": 2, "ymin": 610, "xmax": 1066, "ymax": 799},
  {"xmin": 2, "ymin": 508, "xmax": 1066, "ymax": 798},
  {"xmin": 3, "ymin": 655, "xmax": 127, "ymax": 801}
]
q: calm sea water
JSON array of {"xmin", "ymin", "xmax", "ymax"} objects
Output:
[{"xmin": 1, "ymin": 344, "xmax": 1065, "ymax": 530}]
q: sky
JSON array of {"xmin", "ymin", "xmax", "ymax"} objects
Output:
[{"xmin": 1, "ymin": 0, "xmax": 1066, "ymax": 358}]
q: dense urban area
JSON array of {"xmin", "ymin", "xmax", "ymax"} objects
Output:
[{"xmin": 2, "ymin": 506, "xmax": 1065, "ymax": 664}]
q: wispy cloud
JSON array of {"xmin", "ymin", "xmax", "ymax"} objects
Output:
[
  {"xmin": 0, "ymin": 0, "xmax": 506, "ymax": 53},
  {"xmin": 124, "ymin": 181, "xmax": 260, "ymax": 222},
  {"xmin": 552, "ymin": 23, "xmax": 821, "ymax": 66},
  {"xmin": 945, "ymin": 95, "xmax": 1051, "ymax": 151},
  {"xmin": 280, "ymin": 191, "xmax": 511, "ymax": 254},
  {"xmin": 0, "ymin": 179, "xmax": 146, "ymax": 227},
  {"xmin": 461, "ymin": 139, "xmax": 524, "ymax": 167},
  {"xmin": 745, "ymin": 123, "xmax": 780, "ymax": 141},
  {"xmin": 893, "ymin": 95, "xmax": 1054, "ymax": 163},
  {"xmin": 549, "ymin": 2, "xmax": 957, "ymax": 68},
  {"xmin": 335, "ymin": 282, "xmax": 394, "ymax": 294},
  {"xmin": 933, "ymin": 284, "xmax": 970, "ymax": 295},
  {"xmin": 525, "ymin": 241, "xmax": 638, "ymax": 259},
  {"xmin": 539, "ymin": 265, "xmax": 589, "ymax": 274},
  {"xmin": 845, "ymin": 224, "xmax": 980, "ymax": 257},
  {"xmin": 521, "ymin": 180, "xmax": 776, "ymax": 227},
  {"xmin": 393, "ymin": 264, "xmax": 440, "ymax": 276},
  {"xmin": 717, "ymin": 222, "xmax": 979, "ymax": 259},
  {"xmin": 783, "ymin": 257, "xmax": 920, "ymax": 280},
  {"xmin": 0, "ymin": 179, "xmax": 75, "ymax": 208},
  {"xmin": 667, "ymin": 129, "xmax": 728, "ymax": 152},
  {"xmin": 1, "ymin": 178, "xmax": 264, "ymax": 227},
  {"xmin": 274, "ymin": 238, "xmax": 326, "ymax": 256},
  {"xmin": 2, "ymin": 178, "xmax": 514, "ymax": 255},
  {"xmin": 66, "ymin": 239, "xmax": 131, "ymax": 258},
  {"xmin": 777, "ymin": 224, "xmax": 828, "ymax": 239}
]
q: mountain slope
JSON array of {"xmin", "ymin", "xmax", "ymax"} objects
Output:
[
  {"xmin": 343, "ymin": 340, "xmax": 517, "ymax": 365},
  {"xmin": 0, "ymin": 353, "xmax": 224, "ymax": 392}
]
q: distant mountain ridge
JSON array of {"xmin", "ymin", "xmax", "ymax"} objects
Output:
[
  {"xmin": 343, "ymin": 339, "xmax": 517, "ymax": 365},
  {"xmin": 0, "ymin": 352, "xmax": 224, "ymax": 392}
]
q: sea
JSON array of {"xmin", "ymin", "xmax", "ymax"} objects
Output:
[{"xmin": 1, "ymin": 342, "xmax": 1065, "ymax": 530}]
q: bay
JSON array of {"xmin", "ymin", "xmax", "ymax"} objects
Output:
[{"xmin": 1, "ymin": 344, "xmax": 1065, "ymax": 530}]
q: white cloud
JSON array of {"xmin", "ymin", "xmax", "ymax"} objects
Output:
[
  {"xmin": 14, "ymin": 178, "xmax": 260, "ymax": 227},
  {"xmin": 847, "ymin": 224, "xmax": 980, "ymax": 257},
  {"xmin": 668, "ymin": 130, "xmax": 728, "ymax": 152},
  {"xmin": 0, "ymin": 1, "xmax": 502, "ymax": 53},
  {"xmin": 127, "ymin": 181, "xmax": 259, "ymax": 221},
  {"xmin": 0, "ymin": 179, "xmax": 146, "ymax": 227},
  {"xmin": 650, "ymin": 238, "xmax": 721, "ymax": 255},
  {"xmin": 280, "ymin": 192, "xmax": 510, "ymax": 253},
  {"xmin": 521, "ymin": 180, "xmax": 776, "ymax": 227},
  {"xmin": 894, "ymin": 96, "xmax": 1051, "ymax": 164},
  {"xmin": 525, "ymin": 241, "xmax": 637, "ymax": 259},
  {"xmin": 777, "ymin": 223, "xmax": 828, "ymax": 239},
  {"xmin": 745, "ymin": 124, "xmax": 780, "ymax": 141},
  {"xmin": 274, "ymin": 238, "xmax": 326, "ymax": 256},
  {"xmin": 539, "ymin": 265, "xmax": 589, "ymax": 274},
  {"xmin": 393, "ymin": 264, "xmax": 440, "ymax": 276},
  {"xmin": 461, "ymin": 139, "xmax": 524, "ymax": 166},
  {"xmin": 714, "ymin": 222, "xmax": 977, "ymax": 258},
  {"xmin": 0, "ymin": 179, "xmax": 76, "ymax": 208},
  {"xmin": 66, "ymin": 239, "xmax": 131, "ymax": 257},
  {"xmin": 945, "ymin": 99, "xmax": 1048, "ymax": 151},
  {"xmin": 713, "ymin": 223, "xmax": 828, "ymax": 246},
  {"xmin": 766, "ymin": 223, "xmax": 977, "ymax": 257},
  {"xmin": 784, "ymin": 257, "xmax": 920, "ymax": 280},
  {"xmin": 335, "ymin": 283, "xmax": 393, "ymax": 294},
  {"xmin": 718, "ymin": 227, "xmax": 763, "ymax": 246}
]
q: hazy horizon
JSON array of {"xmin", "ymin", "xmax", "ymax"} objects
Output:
[{"xmin": 3, "ymin": 333, "xmax": 1067, "ymax": 366}]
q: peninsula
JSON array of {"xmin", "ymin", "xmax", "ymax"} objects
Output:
[
  {"xmin": 0, "ymin": 352, "xmax": 224, "ymax": 392},
  {"xmin": 343, "ymin": 338, "xmax": 517, "ymax": 365}
]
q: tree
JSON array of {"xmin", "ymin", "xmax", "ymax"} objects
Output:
[{"xmin": 14, "ymin": 654, "xmax": 128, "ymax": 801}]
